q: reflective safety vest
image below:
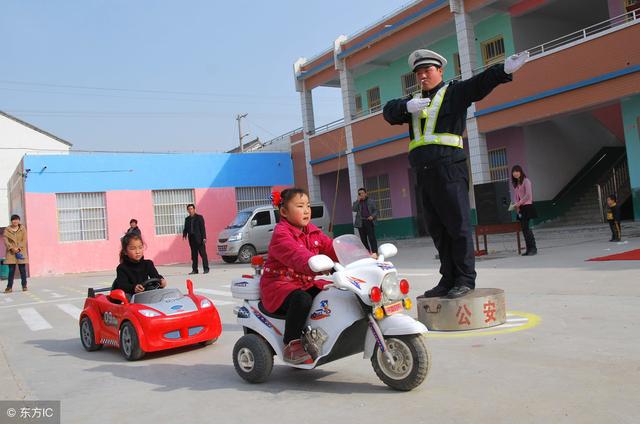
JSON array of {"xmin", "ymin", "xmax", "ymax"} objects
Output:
[{"xmin": 408, "ymin": 85, "xmax": 463, "ymax": 152}]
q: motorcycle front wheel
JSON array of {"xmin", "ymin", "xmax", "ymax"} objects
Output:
[{"xmin": 371, "ymin": 334, "xmax": 431, "ymax": 391}]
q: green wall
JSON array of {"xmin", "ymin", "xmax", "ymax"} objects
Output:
[
  {"xmin": 353, "ymin": 12, "xmax": 516, "ymax": 108},
  {"xmin": 621, "ymin": 94, "xmax": 640, "ymax": 220}
]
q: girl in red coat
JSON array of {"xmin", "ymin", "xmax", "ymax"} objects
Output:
[{"xmin": 260, "ymin": 188, "xmax": 337, "ymax": 364}]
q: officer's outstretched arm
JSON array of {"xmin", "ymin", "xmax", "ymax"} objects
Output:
[
  {"xmin": 383, "ymin": 98, "xmax": 412, "ymax": 125},
  {"xmin": 449, "ymin": 64, "xmax": 512, "ymax": 110}
]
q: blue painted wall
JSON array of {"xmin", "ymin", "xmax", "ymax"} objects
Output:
[{"xmin": 23, "ymin": 152, "xmax": 294, "ymax": 193}]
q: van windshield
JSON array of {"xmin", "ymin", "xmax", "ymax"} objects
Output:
[{"xmin": 227, "ymin": 211, "xmax": 252, "ymax": 229}]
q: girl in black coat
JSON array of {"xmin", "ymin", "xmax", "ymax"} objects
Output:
[{"xmin": 113, "ymin": 234, "xmax": 166, "ymax": 295}]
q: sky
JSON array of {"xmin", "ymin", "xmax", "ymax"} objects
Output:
[{"xmin": 1, "ymin": 0, "xmax": 408, "ymax": 153}]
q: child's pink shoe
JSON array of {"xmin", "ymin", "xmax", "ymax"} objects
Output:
[{"xmin": 283, "ymin": 339, "xmax": 311, "ymax": 364}]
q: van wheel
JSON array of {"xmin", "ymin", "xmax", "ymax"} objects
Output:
[
  {"xmin": 222, "ymin": 256, "xmax": 237, "ymax": 264},
  {"xmin": 237, "ymin": 245, "xmax": 257, "ymax": 263}
]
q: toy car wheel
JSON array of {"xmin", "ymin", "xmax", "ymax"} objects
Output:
[
  {"xmin": 233, "ymin": 334, "xmax": 273, "ymax": 383},
  {"xmin": 371, "ymin": 334, "xmax": 431, "ymax": 391},
  {"xmin": 119, "ymin": 322, "xmax": 145, "ymax": 361},
  {"xmin": 200, "ymin": 338, "xmax": 217, "ymax": 346},
  {"xmin": 222, "ymin": 256, "xmax": 237, "ymax": 264},
  {"xmin": 80, "ymin": 316, "xmax": 102, "ymax": 351},
  {"xmin": 237, "ymin": 245, "xmax": 257, "ymax": 263}
]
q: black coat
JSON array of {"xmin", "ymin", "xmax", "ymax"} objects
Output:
[
  {"xmin": 112, "ymin": 256, "xmax": 163, "ymax": 295},
  {"xmin": 383, "ymin": 64, "xmax": 512, "ymax": 168},
  {"xmin": 183, "ymin": 213, "xmax": 207, "ymax": 245}
]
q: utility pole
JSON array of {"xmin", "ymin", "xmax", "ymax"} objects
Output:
[{"xmin": 236, "ymin": 113, "xmax": 248, "ymax": 152}]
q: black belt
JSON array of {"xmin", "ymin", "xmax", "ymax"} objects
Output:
[{"xmin": 417, "ymin": 158, "xmax": 466, "ymax": 171}]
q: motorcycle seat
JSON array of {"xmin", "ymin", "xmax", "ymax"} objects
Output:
[{"xmin": 258, "ymin": 301, "xmax": 287, "ymax": 320}]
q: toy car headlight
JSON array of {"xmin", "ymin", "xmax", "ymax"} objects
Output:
[
  {"xmin": 381, "ymin": 273, "xmax": 401, "ymax": 301},
  {"xmin": 200, "ymin": 299, "xmax": 212, "ymax": 308},
  {"xmin": 139, "ymin": 309, "xmax": 162, "ymax": 317},
  {"xmin": 227, "ymin": 233, "xmax": 242, "ymax": 242}
]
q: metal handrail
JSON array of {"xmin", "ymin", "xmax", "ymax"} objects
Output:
[
  {"xmin": 262, "ymin": 126, "xmax": 303, "ymax": 146},
  {"xmin": 310, "ymin": 118, "xmax": 345, "ymax": 136}
]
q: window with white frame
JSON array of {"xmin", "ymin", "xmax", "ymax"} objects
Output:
[
  {"xmin": 488, "ymin": 148, "xmax": 509, "ymax": 182},
  {"xmin": 401, "ymin": 72, "xmax": 418, "ymax": 96},
  {"xmin": 236, "ymin": 186, "xmax": 272, "ymax": 211},
  {"xmin": 152, "ymin": 189, "xmax": 194, "ymax": 235},
  {"xmin": 367, "ymin": 86, "xmax": 381, "ymax": 112},
  {"xmin": 365, "ymin": 174, "xmax": 392, "ymax": 220},
  {"xmin": 56, "ymin": 192, "xmax": 107, "ymax": 242},
  {"xmin": 481, "ymin": 36, "xmax": 505, "ymax": 65}
]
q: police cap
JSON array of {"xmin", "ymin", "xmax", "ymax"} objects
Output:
[{"xmin": 409, "ymin": 49, "xmax": 447, "ymax": 72}]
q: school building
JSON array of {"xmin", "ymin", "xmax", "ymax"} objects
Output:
[
  {"xmin": 269, "ymin": 0, "xmax": 640, "ymax": 238},
  {"xmin": 9, "ymin": 152, "xmax": 293, "ymax": 276}
]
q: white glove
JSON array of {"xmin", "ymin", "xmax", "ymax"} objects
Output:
[
  {"xmin": 507, "ymin": 203, "xmax": 516, "ymax": 212},
  {"xmin": 406, "ymin": 97, "xmax": 431, "ymax": 114},
  {"xmin": 504, "ymin": 51, "xmax": 529, "ymax": 74}
]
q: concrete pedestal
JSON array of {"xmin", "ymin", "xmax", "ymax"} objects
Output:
[{"xmin": 417, "ymin": 288, "xmax": 506, "ymax": 331}]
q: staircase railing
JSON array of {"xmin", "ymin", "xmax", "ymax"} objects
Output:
[{"xmin": 596, "ymin": 154, "xmax": 631, "ymax": 222}]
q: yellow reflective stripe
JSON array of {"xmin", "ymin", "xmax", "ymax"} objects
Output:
[{"xmin": 409, "ymin": 85, "xmax": 463, "ymax": 151}]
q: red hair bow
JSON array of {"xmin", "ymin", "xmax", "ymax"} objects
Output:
[{"xmin": 270, "ymin": 191, "xmax": 282, "ymax": 208}]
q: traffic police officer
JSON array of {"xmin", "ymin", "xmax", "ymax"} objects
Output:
[{"xmin": 383, "ymin": 49, "xmax": 528, "ymax": 298}]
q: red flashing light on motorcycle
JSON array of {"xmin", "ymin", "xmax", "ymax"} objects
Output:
[
  {"xmin": 251, "ymin": 255, "xmax": 264, "ymax": 267},
  {"xmin": 370, "ymin": 286, "xmax": 382, "ymax": 303},
  {"xmin": 400, "ymin": 279, "xmax": 409, "ymax": 295}
]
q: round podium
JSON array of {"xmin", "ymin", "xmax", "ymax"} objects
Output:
[{"xmin": 417, "ymin": 288, "xmax": 506, "ymax": 331}]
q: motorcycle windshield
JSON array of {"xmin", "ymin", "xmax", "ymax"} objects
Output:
[{"xmin": 333, "ymin": 234, "xmax": 372, "ymax": 266}]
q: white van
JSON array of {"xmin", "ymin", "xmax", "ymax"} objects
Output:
[{"xmin": 217, "ymin": 202, "xmax": 329, "ymax": 263}]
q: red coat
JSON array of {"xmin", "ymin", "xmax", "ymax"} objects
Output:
[{"xmin": 260, "ymin": 218, "xmax": 337, "ymax": 313}]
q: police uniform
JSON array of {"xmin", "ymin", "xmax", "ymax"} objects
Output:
[{"xmin": 383, "ymin": 49, "xmax": 513, "ymax": 298}]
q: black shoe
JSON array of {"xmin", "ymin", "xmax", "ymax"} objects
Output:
[
  {"xmin": 422, "ymin": 286, "xmax": 450, "ymax": 298},
  {"xmin": 528, "ymin": 248, "xmax": 537, "ymax": 256},
  {"xmin": 521, "ymin": 250, "xmax": 529, "ymax": 256},
  {"xmin": 609, "ymin": 239, "xmax": 616, "ymax": 242},
  {"xmin": 203, "ymin": 269, "xmax": 210, "ymax": 274},
  {"xmin": 447, "ymin": 285, "xmax": 473, "ymax": 299},
  {"xmin": 189, "ymin": 271, "xmax": 199, "ymax": 275}
]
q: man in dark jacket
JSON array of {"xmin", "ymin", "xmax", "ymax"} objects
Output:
[
  {"xmin": 383, "ymin": 49, "xmax": 528, "ymax": 299},
  {"xmin": 183, "ymin": 204, "xmax": 210, "ymax": 274},
  {"xmin": 352, "ymin": 187, "xmax": 379, "ymax": 255}
]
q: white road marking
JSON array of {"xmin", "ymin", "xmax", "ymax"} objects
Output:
[
  {"xmin": 0, "ymin": 296, "xmax": 86, "ymax": 310},
  {"xmin": 18, "ymin": 308, "xmax": 52, "ymax": 331},
  {"xmin": 211, "ymin": 300, "xmax": 235, "ymax": 306},
  {"xmin": 195, "ymin": 288, "xmax": 232, "ymax": 297},
  {"xmin": 2, "ymin": 297, "xmax": 14, "ymax": 303},
  {"xmin": 57, "ymin": 304, "xmax": 82, "ymax": 320},
  {"xmin": 399, "ymin": 273, "xmax": 433, "ymax": 277},
  {"xmin": 49, "ymin": 293, "xmax": 66, "ymax": 298}
]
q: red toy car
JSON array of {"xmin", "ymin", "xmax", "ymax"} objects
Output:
[{"xmin": 79, "ymin": 279, "xmax": 222, "ymax": 360}]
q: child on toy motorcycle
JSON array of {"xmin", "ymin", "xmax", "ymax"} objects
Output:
[{"xmin": 260, "ymin": 188, "xmax": 337, "ymax": 364}]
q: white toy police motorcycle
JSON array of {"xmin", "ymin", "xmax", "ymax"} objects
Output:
[{"xmin": 231, "ymin": 234, "xmax": 430, "ymax": 391}]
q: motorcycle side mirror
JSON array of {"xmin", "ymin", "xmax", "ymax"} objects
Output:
[
  {"xmin": 308, "ymin": 255, "xmax": 334, "ymax": 273},
  {"xmin": 109, "ymin": 289, "xmax": 129, "ymax": 305},
  {"xmin": 378, "ymin": 243, "xmax": 397, "ymax": 260}
]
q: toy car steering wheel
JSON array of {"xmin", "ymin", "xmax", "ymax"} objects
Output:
[{"xmin": 142, "ymin": 278, "xmax": 162, "ymax": 291}]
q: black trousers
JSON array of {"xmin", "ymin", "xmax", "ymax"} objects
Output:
[
  {"xmin": 7, "ymin": 264, "xmax": 27, "ymax": 289},
  {"xmin": 418, "ymin": 161, "xmax": 476, "ymax": 290},
  {"xmin": 276, "ymin": 286, "xmax": 320, "ymax": 344},
  {"xmin": 357, "ymin": 220, "xmax": 378, "ymax": 253},
  {"xmin": 520, "ymin": 217, "xmax": 537, "ymax": 251},
  {"xmin": 608, "ymin": 221, "xmax": 621, "ymax": 240},
  {"xmin": 188, "ymin": 238, "xmax": 209, "ymax": 272}
]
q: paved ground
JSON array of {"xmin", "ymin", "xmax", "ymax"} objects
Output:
[{"xmin": 0, "ymin": 222, "xmax": 638, "ymax": 424}]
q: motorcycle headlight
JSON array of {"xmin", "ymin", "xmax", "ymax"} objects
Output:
[
  {"xmin": 227, "ymin": 233, "xmax": 242, "ymax": 242},
  {"xmin": 381, "ymin": 273, "xmax": 402, "ymax": 301}
]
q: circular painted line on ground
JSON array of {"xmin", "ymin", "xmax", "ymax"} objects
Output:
[{"xmin": 425, "ymin": 310, "xmax": 541, "ymax": 338}]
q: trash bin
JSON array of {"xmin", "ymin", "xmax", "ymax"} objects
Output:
[{"xmin": 0, "ymin": 258, "xmax": 8, "ymax": 280}]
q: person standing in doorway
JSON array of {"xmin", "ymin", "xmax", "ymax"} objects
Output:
[
  {"xmin": 383, "ymin": 48, "xmax": 529, "ymax": 298},
  {"xmin": 3, "ymin": 214, "xmax": 28, "ymax": 292},
  {"xmin": 182, "ymin": 204, "xmax": 210, "ymax": 274},
  {"xmin": 352, "ymin": 188, "xmax": 379, "ymax": 256},
  {"xmin": 511, "ymin": 165, "xmax": 538, "ymax": 256}
]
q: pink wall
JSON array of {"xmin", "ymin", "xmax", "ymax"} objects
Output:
[
  {"xmin": 319, "ymin": 170, "xmax": 352, "ymax": 225},
  {"xmin": 362, "ymin": 153, "xmax": 413, "ymax": 219},
  {"xmin": 24, "ymin": 188, "xmax": 238, "ymax": 277},
  {"xmin": 486, "ymin": 126, "xmax": 527, "ymax": 173}
]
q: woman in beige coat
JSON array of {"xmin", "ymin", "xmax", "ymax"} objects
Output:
[{"xmin": 3, "ymin": 214, "xmax": 28, "ymax": 292}]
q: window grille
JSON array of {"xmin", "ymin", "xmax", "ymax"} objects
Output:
[
  {"xmin": 152, "ymin": 189, "xmax": 194, "ymax": 235},
  {"xmin": 367, "ymin": 87, "xmax": 381, "ymax": 113},
  {"xmin": 235, "ymin": 186, "xmax": 272, "ymax": 211},
  {"xmin": 56, "ymin": 192, "xmax": 107, "ymax": 241},
  {"xmin": 401, "ymin": 72, "xmax": 418, "ymax": 96},
  {"xmin": 488, "ymin": 148, "xmax": 509, "ymax": 182},
  {"xmin": 481, "ymin": 36, "xmax": 505, "ymax": 65}
]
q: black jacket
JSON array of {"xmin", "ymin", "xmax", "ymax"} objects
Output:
[
  {"xmin": 183, "ymin": 213, "xmax": 207, "ymax": 244},
  {"xmin": 112, "ymin": 256, "xmax": 163, "ymax": 295},
  {"xmin": 383, "ymin": 64, "xmax": 512, "ymax": 168},
  {"xmin": 607, "ymin": 203, "xmax": 622, "ymax": 222}
]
